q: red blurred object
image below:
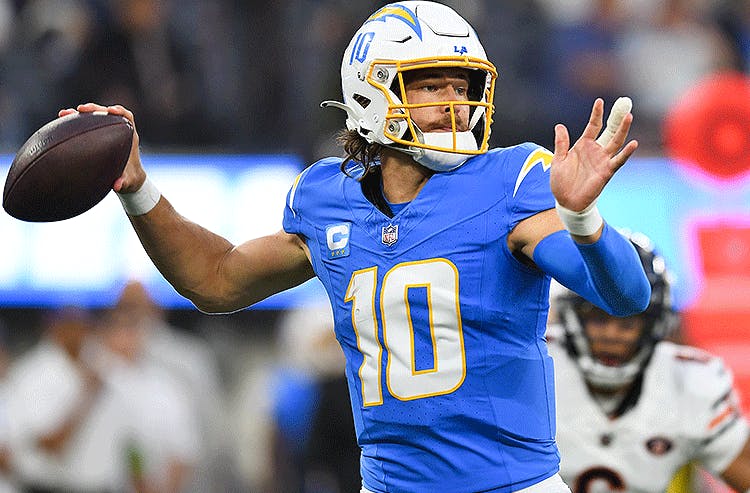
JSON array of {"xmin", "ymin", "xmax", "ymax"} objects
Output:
[
  {"xmin": 663, "ymin": 72, "xmax": 750, "ymax": 180},
  {"xmin": 683, "ymin": 222, "xmax": 750, "ymax": 414}
]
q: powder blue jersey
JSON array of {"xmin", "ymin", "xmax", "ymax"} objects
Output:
[{"xmin": 282, "ymin": 143, "xmax": 559, "ymax": 492}]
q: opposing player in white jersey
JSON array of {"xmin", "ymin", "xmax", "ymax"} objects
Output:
[
  {"xmin": 550, "ymin": 233, "xmax": 750, "ymax": 493},
  {"xmin": 60, "ymin": 2, "xmax": 652, "ymax": 491}
]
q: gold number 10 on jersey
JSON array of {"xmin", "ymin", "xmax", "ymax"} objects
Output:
[{"xmin": 345, "ymin": 258, "xmax": 467, "ymax": 406}]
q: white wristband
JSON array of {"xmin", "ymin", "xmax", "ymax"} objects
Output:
[
  {"xmin": 117, "ymin": 177, "xmax": 161, "ymax": 216},
  {"xmin": 555, "ymin": 201, "xmax": 603, "ymax": 236}
]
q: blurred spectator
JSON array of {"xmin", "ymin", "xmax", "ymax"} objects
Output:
[
  {"xmin": 1, "ymin": 0, "xmax": 742, "ymax": 159},
  {"xmin": 95, "ymin": 296, "xmax": 201, "ymax": 493},
  {"xmin": 234, "ymin": 304, "xmax": 358, "ymax": 493},
  {"xmin": 0, "ymin": 0, "xmax": 12, "ymax": 149},
  {"xmin": 536, "ymin": 0, "xmax": 602, "ymax": 26},
  {"xmin": 466, "ymin": 0, "xmax": 559, "ymax": 150},
  {"xmin": 0, "ymin": 0, "xmax": 9, "ymax": 53},
  {"xmin": 278, "ymin": 0, "xmax": 383, "ymax": 161},
  {"xmin": 4, "ymin": 306, "xmax": 112, "ymax": 493},
  {"xmin": 230, "ymin": 330, "xmax": 276, "ymax": 492},
  {"xmin": 617, "ymin": 0, "xmax": 736, "ymax": 151},
  {"xmin": 546, "ymin": 0, "xmax": 629, "ymax": 139},
  {"xmin": 271, "ymin": 304, "xmax": 358, "ymax": 493},
  {"xmin": 0, "ymin": 320, "xmax": 17, "ymax": 493},
  {"xmin": 713, "ymin": 0, "xmax": 750, "ymax": 72},
  {"xmin": 0, "ymin": 0, "xmax": 94, "ymax": 150},
  {"xmin": 61, "ymin": 0, "xmax": 232, "ymax": 147},
  {"xmin": 0, "ymin": 0, "xmax": 248, "ymax": 153},
  {"xmin": 111, "ymin": 281, "xmax": 233, "ymax": 493}
]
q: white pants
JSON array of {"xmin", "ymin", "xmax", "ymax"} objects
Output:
[
  {"xmin": 361, "ymin": 473, "xmax": 571, "ymax": 493},
  {"xmin": 516, "ymin": 474, "xmax": 571, "ymax": 492}
]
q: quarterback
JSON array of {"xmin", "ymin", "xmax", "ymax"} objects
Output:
[
  {"xmin": 62, "ymin": 2, "xmax": 650, "ymax": 492},
  {"xmin": 550, "ymin": 234, "xmax": 750, "ymax": 493}
]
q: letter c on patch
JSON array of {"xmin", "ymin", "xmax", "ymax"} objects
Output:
[
  {"xmin": 327, "ymin": 224, "xmax": 350, "ymax": 250},
  {"xmin": 326, "ymin": 223, "xmax": 351, "ymax": 259}
]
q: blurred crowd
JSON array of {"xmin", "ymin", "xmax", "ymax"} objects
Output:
[
  {"xmin": 0, "ymin": 0, "xmax": 748, "ymax": 160},
  {"xmin": 0, "ymin": 281, "xmax": 355, "ymax": 493},
  {"xmin": 1, "ymin": 0, "xmax": 750, "ymax": 492}
]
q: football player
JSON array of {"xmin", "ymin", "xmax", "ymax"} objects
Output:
[
  {"xmin": 551, "ymin": 233, "xmax": 750, "ymax": 492},
  {"xmin": 61, "ymin": 2, "xmax": 651, "ymax": 491}
]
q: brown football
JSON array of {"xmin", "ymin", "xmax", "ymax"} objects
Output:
[{"xmin": 2, "ymin": 112, "xmax": 133, "ymax": 222}]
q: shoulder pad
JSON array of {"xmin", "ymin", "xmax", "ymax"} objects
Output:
[{"xmin": 511, "ymin": 143, "xmax": 553, "ymax": 198}]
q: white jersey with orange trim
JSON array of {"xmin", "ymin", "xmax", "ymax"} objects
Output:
[{"xmin": 551, "ymin": 340, "xmax": 749, "ymax": 493}]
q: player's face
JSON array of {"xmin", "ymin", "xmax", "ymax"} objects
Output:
[
  {"xmin": 51, "ymin": 318, "xmax": 91, "ymax": 357},
  {"xmin": 581, "ymin": 306, "xmax": 645, "ymax": 367},
  {"xmin": 101, "ymin": 310, "xmax": 146, "ymax": 362},
  {"xmin": 402, "ymin": 68, "xmax": 471, "ymax": 133}
]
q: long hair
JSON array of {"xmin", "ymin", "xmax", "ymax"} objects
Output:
[
  {"xmin": 337, "ymin": 129, "xmax": 384, "ymax": 180},
  {"xmin": 337, "ymin": 129, "xmax": 395, "ymax": 216}
]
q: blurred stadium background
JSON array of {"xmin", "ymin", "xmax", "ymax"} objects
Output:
[{"xmin": 0, "ymin": 0, "xmax": 749, "ymax": 492}]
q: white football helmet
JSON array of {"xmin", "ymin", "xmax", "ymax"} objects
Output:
[
  {"xmin": 556, "ymin": 232, "xmax": 679, "ymax": 390},
  {"xmin": 322, "ymin": 1, "xmax": 497, "ymax": 172}
]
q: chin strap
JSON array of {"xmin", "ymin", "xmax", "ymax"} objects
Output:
[{"xmin": 409, "ymin": 130, "xmax": 478, "ymax": 172}]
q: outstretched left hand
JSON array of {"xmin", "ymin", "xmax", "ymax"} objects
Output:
[{"xmin": 550, "ymin": 98, "xmax": 638, "ymax": 212}]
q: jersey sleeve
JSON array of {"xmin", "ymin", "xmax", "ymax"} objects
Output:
[
  {"xmin": 282, "ymin": 157, "xmax": 343, "ymax": 238},
  {"xmin": 282, "ymin": 166, "xmax": 313, "ymax": 236},
  {"xmin": 502, "ymin": 142, "xmax": 556, "ymax": 230},
  {"xmin": 680, "ymin": 348, "xmax": 750, "ymax": 474}
]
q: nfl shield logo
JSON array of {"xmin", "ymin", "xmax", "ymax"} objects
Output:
[{"xmin": 381, "ymin": 224, "xmax": 399, "ymax": 246}]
